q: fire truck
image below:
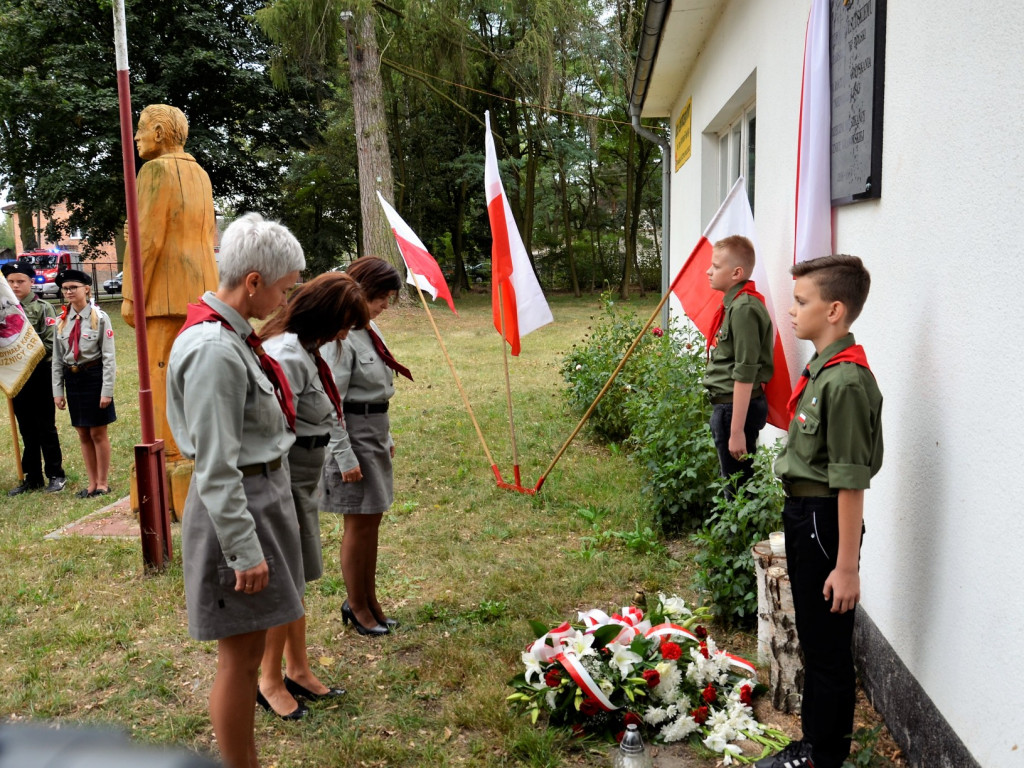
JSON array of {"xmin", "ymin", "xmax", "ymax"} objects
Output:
[{"xmin": 16, "ymin": 250, "xmax": 81, "ymax": 298}]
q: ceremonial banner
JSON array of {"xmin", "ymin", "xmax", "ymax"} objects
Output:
[{"xmin": 0, "ymin": 279, "xmax": 44, "ymax": 398}]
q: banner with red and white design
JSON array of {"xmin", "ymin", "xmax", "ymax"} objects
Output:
[{"xmin": 0, "ymin": 279, "xmax": 44, "ymax": 397}]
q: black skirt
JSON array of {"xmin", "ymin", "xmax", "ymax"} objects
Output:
[{"xmin": 65, "ymin": 363, "xmax": 117, "ymax": 428}]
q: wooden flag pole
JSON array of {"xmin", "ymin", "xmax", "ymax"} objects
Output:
[
  {"xmin": 497, "ymin": 290, "xmax": 532, "ymax": 494},
  {"xmin": 534, "ymin": 288, "xmax": 674, "ymax": 492},
  {"xmin": 407, "ymin": 277, "xmax": 501, "ymax": 478},
  {"xmin": 7, "ymin": 397, "xmax": 23, "ymax": 481}
]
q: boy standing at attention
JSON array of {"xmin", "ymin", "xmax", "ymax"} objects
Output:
[
  {"xmin": 702, "ymin": 235, "xmax": 774, "ymax": 492},
  {"xmin": 757, "ymin": 255, "xmax": 883, "ymax": 768},
  {"xmin": 3, "ymin": 262, "xmax": 66, "ymax": 495}
]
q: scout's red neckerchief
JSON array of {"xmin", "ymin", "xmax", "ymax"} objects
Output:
[
  {"xmin": 312, "ymin": 348, "xmax": 344, "ymax": 422},
  {"xmin": 706, "ymin": 281, "xmax": 766, "ymax": 356},
  {"xmin": 179, "ymin": 300, "xmax": 297, "ymax": 431},
  {"xmin": 69, "ymin": 315, "xmax": 82, "ymax": 361},
  {"xmin": 786, "ymin": 345, "xmax": 871, "ymax": 424},
  {"xmin": 366, "ymin": 326, "xmax": 413, "ymax": 381}
]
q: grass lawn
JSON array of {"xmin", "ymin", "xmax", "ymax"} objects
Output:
[{"xmin": 0, "ymin": 292, "xmax": 900, "ymax": 767}]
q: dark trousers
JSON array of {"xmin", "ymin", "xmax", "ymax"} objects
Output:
[
  {"xmin": 783, "ymin": 496, "xmax": 859, "ymax": 768},
  {"xmin": 12, "ymin": 361, "xmax": 65, "ymax": 484},
  {"xmin": 709, "ymin": 395, "xmax": 767, "ymax": 492}
]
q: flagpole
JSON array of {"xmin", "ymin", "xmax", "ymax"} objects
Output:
[
  {"xmin": 406, "ymin": 275, "xmax": 501, "ymax": 478},
  {"xmin": 6, "ymin": 398, "xmax": 23, "ymax": 480},
  {"xmin": 535, "ymin": 289, "xmax": 673, "ymax": 492},
  {"xmin": 497, "ymin": 289, "xmax": 528, "ymax": 492}
]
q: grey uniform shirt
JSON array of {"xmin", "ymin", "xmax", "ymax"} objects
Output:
[
  {"xmin": 321, "ymin": 323, "xmax": 394, "ymax": 473},
  {"xmin": 263, "ymin": 331, "xmax": 339, "ymax": 437},
  {"xmin": 51, "ymin": 303, "xmax": 117, "ymax": 398},
  {"xmin": 166, "ymin": 292, "xmax": 296, "ymax": 571}
]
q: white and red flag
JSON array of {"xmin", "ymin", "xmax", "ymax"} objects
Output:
[
  {"xmin": 484, "ymin": 111, "xmax": 552, "ymax": 355},
  {"xmin": 670, "ymin": 178, "xmax": 792, "ymax": 429},
  {"xmin": 377, "ymin": 191, "xmax": 456, "ymax": 314},
  {"xmin": 793, "ymin": 0, "xmax": 832, "ymax": 264}
]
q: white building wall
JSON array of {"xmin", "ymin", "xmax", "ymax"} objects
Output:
[{"xmin": 663, "ymin": 2, "xmax": 1024, "ymax": 765}]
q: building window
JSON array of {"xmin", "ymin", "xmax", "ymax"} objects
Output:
[{"xmin": 718, "ymin": 102, "xmax": 756, "ymax": 211}]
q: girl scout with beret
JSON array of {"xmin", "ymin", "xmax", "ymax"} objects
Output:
[{"xmin": 51, "ymin": 269, "xmax": 116, "ymax": 498}]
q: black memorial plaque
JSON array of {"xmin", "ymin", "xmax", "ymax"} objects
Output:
[{"xmin": 829, "ymin": 0, "xmax": 886, "ymax": 205}]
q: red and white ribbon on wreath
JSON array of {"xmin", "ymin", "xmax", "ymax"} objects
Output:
[
  {"xmin": 644, "ymin": 622, "xmax": 698, "ymax": 644},
  {"xmin": 527, "ymin": 621, "xmax": 576, "ymax": 664},
  {"xmin": 723, "ymin": 651, "xmax": 756, "ymax": 676},
  {"xmin": 554, "ymin": 650, "xmax": 619, "ymax": 712},
  {"xmin": 578, "ymin": 607, "xmax": 651, "ymax": 645}
]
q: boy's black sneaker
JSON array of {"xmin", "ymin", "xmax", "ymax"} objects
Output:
[
  {"xmin": 7, "ymin": 480, "xmax": 44, "ymax": 496},
  {"xmin": 754, "ymin": 740, "xmax": 815, "ymax": 768}
]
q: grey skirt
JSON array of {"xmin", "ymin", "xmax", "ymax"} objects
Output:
[
  {"xmin": 319, "ymin": 411, "xmax": 394, "ymax": 515},
  {"xmin": 182, "ymin": 464, "xmax": 305, "ymax": 641},
  {"xmin": 288, "ymin": 442, "xmax": 326, "ymax": 582}
]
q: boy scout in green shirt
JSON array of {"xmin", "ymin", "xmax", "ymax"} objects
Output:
[
  {"xmin": 756, "ymin": 255, "xmax": 883, "ymax": 768},
  {"xmin": 702, "ymin": 235, "xmax": 774, "ymax": 493}
]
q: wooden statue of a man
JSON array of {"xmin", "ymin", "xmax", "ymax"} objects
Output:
[{"xmin": 122, "ymin": 105, "xmax": 218, "ymax": 505}]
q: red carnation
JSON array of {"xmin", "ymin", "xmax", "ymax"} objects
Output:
[
  {"xmin": 624, "ymin": 711, "xmax": 642, "ymax": 727},
  {"xmin": 652, "ymin": 327, "xmax": 664, "ymax": 337},
  {"xmin": 615, "ymin": 730, "xmax": 625, "ymax": 743},
  {"xmin": 739, "ymin": 684, "xmax": 753, "ymax": 706},
  {"xmin": 642, "ymin": 669, "xmax": 661, "ymax": 688},
  {"xmin": 580, "ymin": 697, "xmax": 602, "ymax": 717},
  {"xmin": 690, "ymin": 705, "xmax": 709, "ymax": 725},
  {"xmin": 699, "ymin": 641, "xmax": 709, "ymax": 659},
  {"xmin": 544, "ymin": 668, "xmax": 562, "ymax": 687},
  {"xmin": 694, "ymin": 625, "xmax": 708, "ymax": 640},
  {"xmin": 660, "ymin": 641, "xmax": 682, "ymax": 660},
  {"xmin": 702, "ymin": 684, "xmax": 717, "ymax": 704}
]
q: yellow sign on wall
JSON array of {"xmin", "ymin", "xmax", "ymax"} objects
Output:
[{"xmin": 674, "ymin": 97, "xmax": 692, "ymax": 171}]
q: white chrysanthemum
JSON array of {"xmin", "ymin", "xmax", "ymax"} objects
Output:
[
  {"xmin": 660, "ymin": 714, "xmax": 699, "ymax": 743},
  {"xmin": 521, "ymin": 651, "xmax": 543, "ymax": 684},
  {"xmin": 644, "ymin": 706, "xmax": 669, "ymax": 726},
  {"xmin": 657, "ymin": 593, "xmax": 692, "ymax": 619},
  {"xmin": 562, "ymin": 630, "xmax": 596, "ymax": 658},
  {"xmin": 607, "ymin": 642, "xmax": 643, "ymax": 678},
  {"xmin": 653, "ymin": 661, "xmax": 682, "ymax": 702}
]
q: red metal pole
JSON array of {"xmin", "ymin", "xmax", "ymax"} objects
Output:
[{"xmin": 113, "ymin": 0, "xmax": 170, "ymax": 569}]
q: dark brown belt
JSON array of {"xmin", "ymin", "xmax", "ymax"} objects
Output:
[
  {"xmin": 239, "ymin": 457, "xmax": 283, "ymax": 477},
  {"xmin": 782, "ymin": 480, "xmax": 835, "ymax": 498},
  {"xmin": 710, "ymin": 391, "xmax": 765, "ymax": 405},
  {"xmin": 343, "ymin": 401, "xmax": 389, "ymax": 415},
  {"xmin": 293, "ymin": 433, "xmax": 330, "ymax": 450},
  {"xmin": 64, "ymin": 359, "xmax": 102, "ymax": 374}
]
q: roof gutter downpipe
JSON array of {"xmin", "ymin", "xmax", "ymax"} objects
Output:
[{"xmin": 629, "ymin": 0, "xmax": 673, "ymax": 328}]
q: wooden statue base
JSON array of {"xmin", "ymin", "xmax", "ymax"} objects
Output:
[{"xmin": 129, "ymin": 458, "xmax": 193, "ymax": 522}]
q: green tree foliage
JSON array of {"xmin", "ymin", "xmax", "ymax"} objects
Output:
[{"xmin": 0, "ymin": 0, "xmax": 321, "ymax": 255}]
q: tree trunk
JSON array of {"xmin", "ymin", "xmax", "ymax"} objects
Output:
[
  {"xmin": 753, "ymin": 540, "xmax": 803, "ymax": 714},
  {"xmin": 345, "ymin": 9, "xmax": 398, "ymax": 270},
  {"xmin": 559, "ymin": 165, "xmax": 581, "ymax": 297}
]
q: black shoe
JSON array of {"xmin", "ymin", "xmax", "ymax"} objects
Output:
[
  {"xmin": 341, "ymin": 600, "xmax": 389, "ymax": 636},
  {"xmin": 89, "ymin": 487, "xmax": 111, "ymax": 497},
  {"xmin": 8, "ymin": 480, "xmax": 43, "ymax": 497},
  {"xmin": 372, "ymin": 608, "xmax": 400, "ymax": 630},
  {"xmin": 76, "ymin": 488, "xmax": 92, "ymax": 499},
  {"xmin": 44, "ymin": 477, "xmax": 67, "ymax": 494},
  {"xmin": 754, "ymin": 740, "xmax": 815, "ymax": 768},
  {"xmin": 284, "ymin": 676, "xmax": 346, "ymax": 701},
  {"xmin": 256, "ymin": 689, "xmax": 308, "ymax": 721}
]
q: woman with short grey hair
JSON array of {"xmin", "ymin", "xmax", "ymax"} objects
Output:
[{"xmin": 167, "ymin": 212, "xmax": 306, "ymax": 767}]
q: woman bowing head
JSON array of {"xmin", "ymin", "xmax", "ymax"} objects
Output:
[{"xmin": 166, "ymin": 212, "xmax": 305, "ymax": 768}]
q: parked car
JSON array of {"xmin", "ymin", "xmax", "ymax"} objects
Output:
[
  {"xmin": 103, "ymin": 272, "xmax": 123, "ymax": 295},
  {"xmin": 467, "ymin": 262, "xmax": 491, "ymax": 283}
]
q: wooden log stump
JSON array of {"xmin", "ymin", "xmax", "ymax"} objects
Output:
[{"xmin": 753, "ymin": 540, "xmax": 803, "ymax": 714}]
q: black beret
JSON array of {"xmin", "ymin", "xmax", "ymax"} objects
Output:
[
  {"xmin": 54, "ymin": 269, "xmax": 93, "ymax": 287},
  {"xmin": 1, "ymin": 262, "xmax": 36, "ymax": 279}
]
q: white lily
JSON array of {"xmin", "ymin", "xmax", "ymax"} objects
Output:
[
  {"xmin": 607, "ymin": 642, "xmax": 643, "ymax": 678},
  {"xmin": 521, "ymin": 651, "xmax": 543, "ymax": 685}
]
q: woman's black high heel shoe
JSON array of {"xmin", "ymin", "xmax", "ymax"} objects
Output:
[
  {"xmin": 341, "ymin": 600, "xmax": 389, "ymax": 636},
  {"xmin": 256, "ymin": 688, "xmax": 308, "ymax": 721},
  {"xmin": 372, "ymin": 607, "xmax": 400, "ymax": 630},
  {"xmin": 284, "ymin": 675, "xmax": 346, "ymax": 701}
]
